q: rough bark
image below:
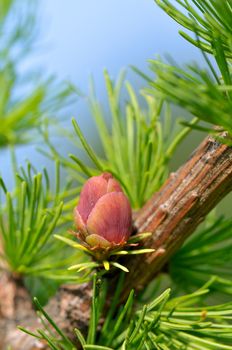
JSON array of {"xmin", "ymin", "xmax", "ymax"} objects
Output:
[
  {"xmin": 1, "ymin": 135, "xmax": 232, "ymax": 349},
  {"xmin": 0, "ymin": 271, "xmax": 46, "ymax": 350},
  {"xmin": 122, "ymin": 135, "xmax": 232, "ymax": 296},
  {"xmin": 45, "ymin": 282, "xmax": 92, "ymax": 342},
  {"xmin": 0, "ymin": 271, "xmax": 92, "ymax": 350}
]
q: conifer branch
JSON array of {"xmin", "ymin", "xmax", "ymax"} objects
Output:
[
  {"xmin": 122, "ymin": 134, "xmax": 232, "ymax": 296},
  {"xmin": 2, "ymin": 134, "xmax": 232, "ymax": 349},
  {"xmin": 1, "ymin": 1, "xmax": 232, "ymax": 349}
]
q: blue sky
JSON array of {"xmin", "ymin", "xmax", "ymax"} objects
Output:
[
  {"xmin": 2, "ymin": 0, "xmax": 204, "ymax": 187},
  {"xmin": 37, "ymin": 0, "xmax": 203, "ymax": 138},
  {"xmin": 40, "ymin": 0, "xmax": 202, "ymax": 92}
]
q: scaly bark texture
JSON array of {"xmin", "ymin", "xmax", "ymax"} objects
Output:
[
  {"xmin": 0, "ymin": 272, "xmax": 46, "ymax": 350},
  {"xmin": 122, "ymin": 135, "xmax": 232, "ymax": 295},
  {"xmin": 45, "ymin": 282, "xmax": 92, "ymax": 342},
  {"xmin": 0, "ymin": 272, "xmax": 92, "ymax": 350}
]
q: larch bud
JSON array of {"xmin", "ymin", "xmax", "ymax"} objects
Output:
[{"xmin": 74, "ymin": 173, "xmax": 132, "ymax": 251}]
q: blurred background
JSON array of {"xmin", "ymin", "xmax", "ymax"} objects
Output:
[
  {"xmin": 2, "ymin": 0, "xmax": 205, "ymax": 179},
  {"xmin": 0, "ymin": 0, "xmax": 208, "ymax": 196},
  {"xmin": 40, "ymin": 0, "xmax": 203, "ymax": 88}
]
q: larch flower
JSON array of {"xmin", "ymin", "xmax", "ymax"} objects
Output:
[{"xmin": 74, "ymin": 173, "xmax": 132, "ymax": 255}]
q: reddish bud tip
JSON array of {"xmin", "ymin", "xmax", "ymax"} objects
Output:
[{"xmin": 74, "ymin": 173, "xmax": 132, "ymax": 249}]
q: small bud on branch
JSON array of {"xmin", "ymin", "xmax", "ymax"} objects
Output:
[{"xmin": 74, "ymin": 173, "xmax": 132, "ymax": 254}]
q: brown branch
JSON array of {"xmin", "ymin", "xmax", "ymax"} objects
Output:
[
  {"xmin": 1, "ymin": 135, "xmax": 232, "ymax": 349},
  {"xmin": 45, "ymin": 282, "xmax": 92, "ymax": 342},
  {"xmin": 4, "ymin": 272, "xmax": 102, "ymax": 349},
  {"xmin": 0, "ymin": 271, "xmax": 46, "ymax": 350},
  {"xmin": 0, "ymin": 271, "xmax": 92, "ymax": 350},
  {"xmin": 122, "ymin": 135, "xmax": 232, "ymax": 296}
]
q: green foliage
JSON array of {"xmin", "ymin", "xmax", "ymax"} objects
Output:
[
  {"xmin": 4, "ymin": 1, "xmax": 232, "ymax": 349},
  {"xmin": 148, "ymin": 0, "xmax": 232, "ymax": 137},
  {"xmin": 156, "ymin": 0, "xmax": 232, "ymax": 59},
  {"xmin": 170, "ymin": 215, "xmax": 232, "ymax": 295},
  {"xmin": 0, "ymin": 0, "xmax": 73, "ymax": 147},
  {"xmin": 24, "ymin": 276, "xmax": 60, "ymax": 306},
  {"xmin": 0, "ymin": 161, "xmax": 84, "ymax": 282},
  {"xmin": 43, "ymin": 71, "xmax": 194, "ymax": 209},
  {"xmin": 20, "ymin": 276, "xmax": 232, "ymax": 350},
  {"xmin": 148, "ymin": 60, "xmax": 232, "ymax": 135},
  {"xmin": 55, "ymin": 232, "xmax": 154, "ymax": 274}
]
